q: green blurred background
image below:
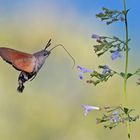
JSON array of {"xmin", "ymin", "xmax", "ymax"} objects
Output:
[{"xmin": 0, "ymin": 0, "xmax": 140, "ymax": 140}]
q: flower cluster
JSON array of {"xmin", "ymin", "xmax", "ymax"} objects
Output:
[
  {"xmin": 77, "ymin": 66, "xmax": 93, "ymax": 80},
  {"xmin": 77, "ymin": 64, "xmax": 117, "ymax": 86},
  {"xmin": 82, "ymin": 105, "xmax": 139, "ymax": 129},
  {"xmin": 92, "ymin": 34, "xmax": 124, "ymax": 59},
  {"xmin": 96, "ymin": 7, "xmax": 125, "ymax": 25}
]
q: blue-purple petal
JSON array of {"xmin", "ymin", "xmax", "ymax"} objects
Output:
[
  {"xmin": 111, "ymin": 51, "xmax": 122, "ymax": 60},
  {"xmin": 77, "ymin": 65, "xmax": 93, "ymax": 79},
  {"xmin": 91, "ymin": 34, "xmax": 101, "ymax": 39},
  {"xmin": 102, "ymin": 65, "xmax": 110, "ymax": 74},
  {"xmin": 84, "ymin": 69, "xmax": 93, "ymax": 73},
  {"xmin": 77, "ymin": 65, "xmax": 83, "ymax": 71},
  {"xmin": 82, "ymin": 104, "xmax": 100, "ymax": 116},
  {"xmin": 79, "ymin": 72, "xmax": 84, "ymax": 80}
]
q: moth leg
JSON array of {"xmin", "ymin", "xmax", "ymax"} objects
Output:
[{"xmin": 30, "ymin": 73, "xmax": 37, "ymax": 81}]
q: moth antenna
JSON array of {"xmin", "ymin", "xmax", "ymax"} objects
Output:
[
  {"xmin": 44, "ymin": 39, "xmax": 51, "ymax": 50},
  {"xmin": 49, "ymin": 44, "xmax": 75, "ymax": 68}
]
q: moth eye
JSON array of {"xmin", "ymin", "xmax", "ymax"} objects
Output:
[
  {"xmin": 43, "ymin": 52, "xmax": 48, "ymax": 56},
  {"xmin": 43, "ymin": 51, "xmax": 50, "ymax": 56}
]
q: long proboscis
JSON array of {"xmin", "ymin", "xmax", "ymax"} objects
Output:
[{"xmin": 49, "ymin": 44, "xmax": 75, "ymax": 68}]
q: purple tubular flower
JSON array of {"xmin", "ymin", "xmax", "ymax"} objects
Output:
[
  {"xmin": 79, "ymin": 72, "xmax": 84, "ymax": 80},
  {"xmin": 82, "ymin": 104, "xmax": 100, "ymax": 116},
  {"xmin": 77, "ymin": 66, "xmax": 93, "ymax": 80},
  {"xmin": 91, "ymin": 34, "xmax": 101, "ymax": 39},
  {"xmin": 110, "ymin": 111, "xmax": 120, "ymax": 123},
  {"xmin": 111, "ymin": 51, "xmax": 122, "ymax": 60},
  {"xmin": 91, "ymin": 34, "xmax": 103, "ymax": 42},
  {"xmin": 102, "ymin": 65, "xmax": 110, "ymax": 74}
]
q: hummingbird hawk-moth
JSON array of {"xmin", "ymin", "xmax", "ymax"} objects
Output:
[{"xmin": 0, "ymin": 39, "xmax": 75, "ymax": 93}]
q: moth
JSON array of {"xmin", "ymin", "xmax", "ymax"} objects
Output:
[{"xmin": 0, "ymin": 39, "xmax": 75, "ymax": 93}]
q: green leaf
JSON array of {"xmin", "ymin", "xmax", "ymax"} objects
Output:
[
  {"xmin": 96, "ymin": 118, "xmax": 107, "ymax": 124},
  {"xmin": 97, "ymin": 52, "xmax": 105, "ymax": 57},
  {"xmin": 93, "ymin": 80, "xmax": 100, "ymax": 86},
  {"xmin": 113, "ymin": 36, "xmax": 120, "ymax": 40},
  {"xmin": 93, "ymin": 45, "xmax": 104, "ymax": 52},
  {"xmin": 101, "ymin": 17, "xmax": 110, "ymax": 20},
  {"xmin": 127, "ymin": 73, "xmax": 133, "ymax": 79},
  {"xmin": 120, "ymin": 72, "xmax": 125, "ymax": 78},
  {"xmin": 120, "ymin": 72, "xmax": 133, "ymax": 79},
  {"xmin": 128, "ymin": 133, "xmax": 130, "ymax": 139},
  {"xmin": 135, "ymin": 68, "xmax": 140, "ymax": 75},
  {"xmin": 127, "ymin": 109, "xmax": 134, "ymax": 114},
  {"xmin": 123, "ymin": 107, "xmax": 129, "ymax": 114},
  {"xmin": 106, "ymin": 21, "xmax": 113, "ymax": 25},
  {"xmin": 131, "ymin": 115, "xmax": 139, "ymax": 121}
]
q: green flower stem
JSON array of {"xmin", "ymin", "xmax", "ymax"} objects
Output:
[
  {"xmin": 123, "ymin": 0, "xmax": 129, "ymax": 104},
  {"xmin": 123, "ymin": 0, "xmax": 131, "ymax": 139}
]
